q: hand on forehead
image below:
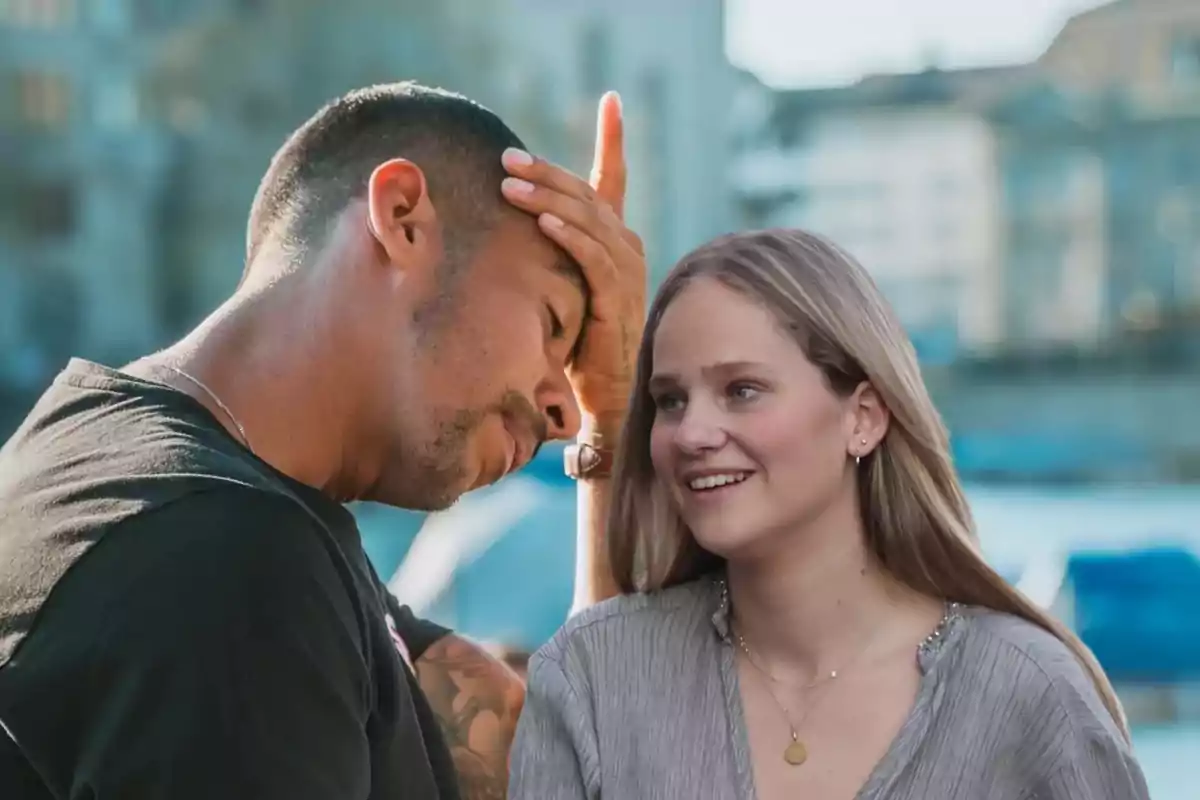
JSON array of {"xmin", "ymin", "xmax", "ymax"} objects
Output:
[{"xmin": 498, "ymin": 91, "xmax": 647, "ymax": 418}]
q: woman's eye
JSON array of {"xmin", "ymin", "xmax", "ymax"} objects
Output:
[
  {"xmin": 653, "ymin": 393, "xmax": 685, "ymax": 413},
  {"xmin": 728, "ymin": 383, "xmax": 761, "ymax": 402}
]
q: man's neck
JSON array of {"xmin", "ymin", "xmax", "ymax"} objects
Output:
[
  {"xmin": 725, "ymin": 491, "xmax": 935, "ymax": 685},
  {"xmin": 135, "ymin": 285, "xmax": 362, "ymax": 499}
]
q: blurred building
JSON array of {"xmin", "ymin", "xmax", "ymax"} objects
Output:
[
  {"xmin": 1040, "ymin": 0, "xmax": 1200, "ymax": 108},
  {"xmin": 986, "ymin": 85, "xmax": 1111, "ymax": 348},
  {"xmin": 0, "ymin": 0, "xmax": 176, "ymax": 388},
  {"xmin": 984, "ymin": 0, "xmax": 1200, "ymax": 350},
  {"xmin": 733, "ymin": 68, "xmax": 1027, "ymax": 359},
  {"xmin": 1036, "ymin": 0, "xmax": 1200, "ymax": 345},
  {"xmin": 732, "ymin": 0, "xmax": 1200, "ymax": 360}
]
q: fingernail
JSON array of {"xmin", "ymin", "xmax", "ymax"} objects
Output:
[
  {"xmin": 502, "ymin": 147, "xmax": 534, "ymax": 168},
  {"xmin": 539, "ymin": 213, "xmax": 564, "ymax": 230},
  {"xmin": 606, "ymin": 90, "xmax": 622, "ymax": 112},
  {"xmin": 502, "ymin": 177, "xmax": 534, "ymax": 195}
]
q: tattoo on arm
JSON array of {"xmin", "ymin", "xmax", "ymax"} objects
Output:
[{"xmin": 415, "ymin": 635, "xmax": 526, "ymax": 800}]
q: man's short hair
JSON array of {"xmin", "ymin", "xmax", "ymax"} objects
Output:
[{"xmin": 246, "ymin": 81, "xmax": 525, "ymax": 267}]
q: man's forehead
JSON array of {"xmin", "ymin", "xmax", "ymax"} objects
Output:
[{"xmin": 491, "ymin": 214, "xmax": 590, "ymax": 300}]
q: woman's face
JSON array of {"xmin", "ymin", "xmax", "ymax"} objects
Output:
[{"xmin": 648, "ymin": 277, "xmax": 864, "ymax": 561}]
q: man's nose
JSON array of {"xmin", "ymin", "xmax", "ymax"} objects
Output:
[{"xmin": 538, "ymin": 374, "xmax": 581, "ymax": 441}]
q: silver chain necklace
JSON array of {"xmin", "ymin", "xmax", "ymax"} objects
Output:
[{"xmin": 162, "ymin": 364, "xmax": 253, "ymax": 452}]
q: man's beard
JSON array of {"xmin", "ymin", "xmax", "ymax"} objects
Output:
[
  {"xmin": 406, "ymin": 407, "xmax": 480, "ymax": 512},
  {"xmin": 405, "ymin": 390, "xmax": 548, "ymax": 512}
]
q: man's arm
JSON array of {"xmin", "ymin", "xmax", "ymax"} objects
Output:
[{"xmin": 414, "ymin": 634, "xmax": 525, "ymax": 800}]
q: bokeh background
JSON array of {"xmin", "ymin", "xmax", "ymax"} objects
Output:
[{"xmin": 2, "ymin": 0, "xmax": 1198, "ymax": 792}]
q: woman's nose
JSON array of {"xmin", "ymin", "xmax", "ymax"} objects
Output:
[{"xmin": 673, "ymin": 405, "xmax": 727, "ymax": 454}]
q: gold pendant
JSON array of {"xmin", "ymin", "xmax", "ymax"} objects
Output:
[{"xmin": 784, "ymin": 740, "xmax": 808, "ymax": 766}]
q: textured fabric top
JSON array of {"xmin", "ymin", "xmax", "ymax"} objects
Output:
[{"xmin": 509, "ymin": 576, "xmax": 1149, "ymax": 799}]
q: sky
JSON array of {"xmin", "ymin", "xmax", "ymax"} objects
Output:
[{"xmin": 727, "ymin": 0, "xmax": 1110, "ymax": 88}]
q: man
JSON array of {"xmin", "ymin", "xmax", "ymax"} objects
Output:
[{"xmin": 0, "ymin": 82, "xmax": 644, "ymax": 799}]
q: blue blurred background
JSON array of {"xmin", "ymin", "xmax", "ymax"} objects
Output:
[{"xmin": 3, "ymin": 0, "xmax": 1199, "ymax": 792}]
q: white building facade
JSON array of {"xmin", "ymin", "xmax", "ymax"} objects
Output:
[{"xmin": 734, "ymin": 85, "xmax": 1007, "ymax": 359}]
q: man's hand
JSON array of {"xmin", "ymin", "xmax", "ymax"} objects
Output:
[
  {"xmin": 414, "ymin": 635, "xmax": 525, "ymax": 800},
  {"xmin": 501, "ymin": 91, "xmax": 648, "ymax": 419}
]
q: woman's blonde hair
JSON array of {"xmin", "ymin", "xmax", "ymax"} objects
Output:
[{"xmin": 607, "ymin": 228, "xmax": 1129, "ymax": 738}]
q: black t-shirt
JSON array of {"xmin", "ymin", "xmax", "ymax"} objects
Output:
[{"xmin": 0, "ymin": 359, "xmax": 461, "ymax": 800}]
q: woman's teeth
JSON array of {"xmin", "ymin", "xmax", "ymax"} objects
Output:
[{"xmin": 688, "ymin": 472, "xmax": 750, "ymax": 491}]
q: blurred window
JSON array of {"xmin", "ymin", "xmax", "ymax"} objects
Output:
[
  {"xmin": 1170, "ymin": 37, "xmax": 1200, "ymax": 86},
  {"xmin": 12, "ymin": 71, "xmax": 71, "ymax": 128},
  {"xmin": 2, "ymin": 0, "xmax": 74, "ymax": 27},
  {"xmin": 21, "ymin": 179, "xmax": 77, "ymax": 240}
]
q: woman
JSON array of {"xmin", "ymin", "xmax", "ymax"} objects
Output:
[{"xmin": 508, "ymin": 229, "xmax": 1149, "ymax": 799}]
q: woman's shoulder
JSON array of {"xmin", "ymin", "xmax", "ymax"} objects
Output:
[
  {"xmin": 951, "ymin": 607, "xmax": 1125, "ymax": 737},
  {"xmin": 959, "ymin": 607, "xmax": 1076, "ymax": 665},
  {"xmin": 533, "ymin": 578, "xmax": 720, "ymax": 671},
  {"xmin": 958, "ymin": 607, "xmax": 1094, "ymax": 688}
]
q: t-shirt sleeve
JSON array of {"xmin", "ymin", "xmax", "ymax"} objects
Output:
[
  {"xmin": 0, "ymin": 488, "xmax": 375, "ymax": 800},
  {"xmin": 382, "ymin": 590, "xmax": 451, "ymax": 662}
]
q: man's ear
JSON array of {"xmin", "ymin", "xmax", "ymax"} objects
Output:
[{"xmin": 367, "ymin": 158, "xmax": 439, "ymax": 269}]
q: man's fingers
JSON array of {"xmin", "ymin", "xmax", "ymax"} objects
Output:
[
  {"xmin": 501, "ymin": 177, "xmax": 623, "ymax": 254},
  {"xmin": 500, "ymin": 94, "xmax": 626, "ymax": 220},
  {"xmin": 590, "ymin": 91, "xmax": 626, "ymax": 219},
  {"xmin": 502, "ymin": 148, "xmax": 597, "ymax": 205},
  {"xmin": 536, "ymin": 213, "xmax": 623, "ymax": 320}
]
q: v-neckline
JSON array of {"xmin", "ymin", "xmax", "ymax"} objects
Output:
[{"xmin": 711, "ymin": 585, "xmax": 965, "ymax": 800}]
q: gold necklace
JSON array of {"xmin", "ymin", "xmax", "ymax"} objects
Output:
[
  {"xmin": 733, "ymin": 631, "xmax": 813, "ymax": 765},
  {"xmin": 735, "ymin": 624, "xmax": 871, "ymax": 766},
  {"xmin": 730, "ymin": 602, "xmax": 957, "ymax": 767}
]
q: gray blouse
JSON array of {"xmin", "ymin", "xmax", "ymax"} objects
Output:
[{"xmin": 509, "ymin": 577, "xmax": 1150, "ymax": 799}]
